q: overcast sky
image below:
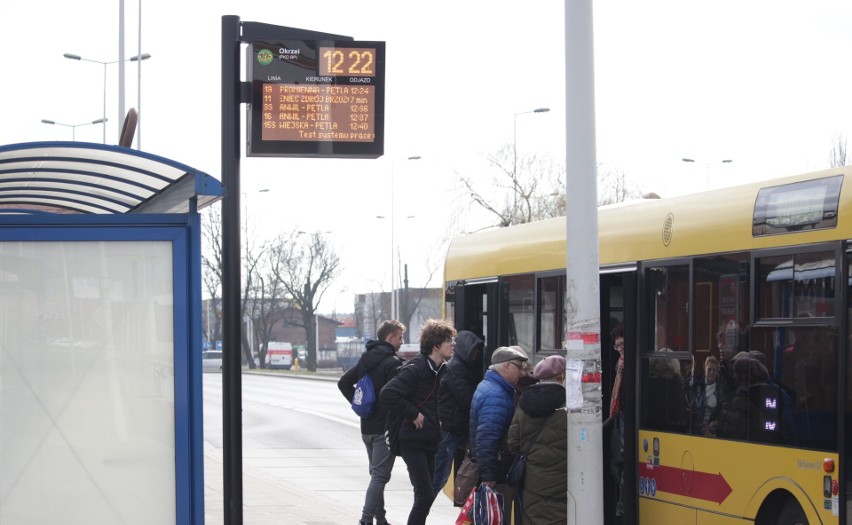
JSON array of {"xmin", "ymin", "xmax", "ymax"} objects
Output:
[{"xmin": 2, "ymin": 1, "xmax": 851, "ymax": 313}]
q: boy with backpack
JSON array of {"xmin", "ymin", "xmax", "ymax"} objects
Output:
[{"xmin": 338, "ymin": 320, "xmax": 405, "ymax": 525}]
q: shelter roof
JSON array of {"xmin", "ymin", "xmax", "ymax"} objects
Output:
[{"xmin": 0, "ymin": 141, "xmax": 224, "ymax": 215}]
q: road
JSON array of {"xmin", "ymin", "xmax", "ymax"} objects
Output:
[{"xmin": 203, "ymin": 372, "xmax": 462, "ymax": 524}]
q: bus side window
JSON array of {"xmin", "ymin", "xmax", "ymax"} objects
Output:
[
  {"xmin": 504, "ymin": 274, "xmax": 534, "ymax": 354},
  {"xmin": 538, "ymin": 274, "xmax": 564, "ymax": 352},
  {"xmin": 641, "ymin": 265, "xmax": 690, "ymax": 433}
]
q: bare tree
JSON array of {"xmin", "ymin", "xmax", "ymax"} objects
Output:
[
  {"xmin": 201, "ymin": 204, "xmax": 291, "ymax": 369},
  {"xmin": 597, "ymin": 166, "xmax": 643, "ymax": 205},
  {"xmin": 201, "ymin": 205, "xmax": 223, "ymax": 347},
  {"xmin": 829, "ymin": 131, "xmax": 847, "ymax": 168},
  {"xmin": 269, "ymin": 230, "xmax": 341, "ymax": 372},
  {"xmin": 460, "ymin": 145, "xmax": 565, "ymax": 227},
  {"xmin": 459, "ymin": 147, "xmax": 645, "ymax": 228}
]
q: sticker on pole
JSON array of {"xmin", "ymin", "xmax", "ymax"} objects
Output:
[
  {"xmin": 565, "ymin": 359, "xmax": 584, "ymax": 409},
  {"xmin": 566, "ymin": 331, "xmax": 600, "ymax": 359}
]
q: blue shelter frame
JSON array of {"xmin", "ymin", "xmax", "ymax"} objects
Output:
[{"xmin": 0, "ymin": 141, "xmax": 223, "ymax": 525}]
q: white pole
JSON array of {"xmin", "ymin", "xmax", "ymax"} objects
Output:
[
  {"xmin": 118, "ymin": 0, "xmax": 126, "ymax": 142},
  {"xmin": 137, "ymin": 0, "xmax": 143, "ymax": 149},
  {"xmin": 390, "ymin": 161, "xmax": 396, "ymax": 320},
  {"xmin": 564, "ymin": 1, "xmax": 603, "ymax": 524}
]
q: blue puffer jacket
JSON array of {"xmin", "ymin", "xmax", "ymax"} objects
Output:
[{"xmin": 469, "ymin": 369, "xmax": 517, "ymax": 483}]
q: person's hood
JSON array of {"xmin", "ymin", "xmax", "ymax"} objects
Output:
[
  {"xmin": 360, "ymin": 340, "xmax": 397, "ymax": 371},
  {"xmin": 519, "ymin": 382, "xmax": 566, "ymax": 417},
  {"xmin": 452, "ymin": 330, "xmax": 483, "ymax": 366}
]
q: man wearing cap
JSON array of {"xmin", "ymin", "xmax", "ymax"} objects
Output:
[{"xmin": 469, "ymin": 346, "xmax": 529, "ymax": 519}]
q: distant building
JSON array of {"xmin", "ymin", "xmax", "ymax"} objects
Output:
[
  {"xmin": 335, "ymin": 315, "xmax": 357, "ymax": 339},
  {"xmin": 201, "ymin": 298, "xmax": 340, "ymax": 367},
  {"xmin": 354, "ymin": 288, "xmax": 442, "ymax": 343}
]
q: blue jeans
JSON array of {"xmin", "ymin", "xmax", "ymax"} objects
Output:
[
  {"xmin": 401, "ymin": 447, "xmax": 437, "ymax": 525},
  {"xmin": 432, "ymin": 430, "xmax": 467, "ymax": 496},
  {"xmin": 361, "ymin": 433, "xmax": 395, "ymax": 524}
]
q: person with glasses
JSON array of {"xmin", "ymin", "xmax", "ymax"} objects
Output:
[
  {"xmin": 469, "ymin": 346, "xmax": 529, "ymax": 522},
  {"xmin": 380, "ymin": 319, "xmax": 456, "ymax": 525}
]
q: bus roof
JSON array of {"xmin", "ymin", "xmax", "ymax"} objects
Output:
[{"xmin": 444, "ymin": 166, "xmax": 852, "ymax": 282}]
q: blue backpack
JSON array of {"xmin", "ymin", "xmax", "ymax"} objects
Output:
[{"xmin": 351, "ymin": 372, "xmax": 377, "ymax": 418}]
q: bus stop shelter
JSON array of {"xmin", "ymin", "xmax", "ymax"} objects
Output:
[{"xmin": 0, "ymin": 141, "xmax": 222, "ymax": 524}]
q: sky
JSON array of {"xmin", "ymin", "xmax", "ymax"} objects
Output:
[{"xmin": 3, "ymin": 1, "xmax": 852, "ymax": 314}]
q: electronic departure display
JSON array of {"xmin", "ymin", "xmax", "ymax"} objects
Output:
[{"xmin": 247, "ymin": 39, "xmax": 385, "ymax": 158}]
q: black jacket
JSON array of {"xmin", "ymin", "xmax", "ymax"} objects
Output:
[
  {"xmin": 338, "ymin": 340, "xmax": 403, "ymax": 435},
  {"xmin": 380, "ymin": 353, "xmax": 446, "ymax": 450},
  {"xmin": 437, "ymin": 330, "xmax": 483, "ymax": 434}
]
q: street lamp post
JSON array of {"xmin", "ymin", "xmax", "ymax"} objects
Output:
[
  {"xmin": 63, "ymin": 52, "xmax": 151, "ymax": 145},
  {"xmin": 513, "ymin": 107, "xmax": 550, "ymax": 177},
  {"xmin": 682, "ymin": 158, "xmax": 733, "ymax": 190},
  {"xmin": 41, "ymin": 118, "xmax": 108, "ymax": 141},
  {"xmin": 377, "ymin": 155, "xmax": 421, "ymax": 321}
]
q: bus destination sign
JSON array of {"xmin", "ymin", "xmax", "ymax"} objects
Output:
[{"xmin": 247, "ymin": 40, "xmax": 386, "ymax": 159}]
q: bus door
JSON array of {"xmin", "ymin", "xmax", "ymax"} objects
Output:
[
  {"xmin": 601, "ymin": 268, "xmax": 638, "ymax": 525},
  {"xmin": 450, "ymin": 279, "xmax": 505, "ymax": 370}
]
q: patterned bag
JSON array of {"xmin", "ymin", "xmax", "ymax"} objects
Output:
[{"xmin": 472, "ymin": 483, "xmax": 503, "ymax": 525}]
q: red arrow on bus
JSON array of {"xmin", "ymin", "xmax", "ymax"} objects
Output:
[{"xmin": 639, "ymin": 463, "xmax": 733, "ymax": 504}]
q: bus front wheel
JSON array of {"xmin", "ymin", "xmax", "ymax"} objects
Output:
[{"xmin": 775, "ymin": 499, "xmax": 807, "ymax": 525}]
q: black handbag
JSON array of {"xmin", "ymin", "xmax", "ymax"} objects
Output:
[{"xmin": 507, "ymin": 413, "xmax": 553, "ymax": 490}]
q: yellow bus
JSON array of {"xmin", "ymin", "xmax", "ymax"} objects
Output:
[{"xmin": 443, "ymin": 167, "xmax": 850, "ymax": 524}]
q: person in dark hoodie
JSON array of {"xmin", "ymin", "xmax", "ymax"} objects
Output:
[
  {"xmin": 507, "ymin": 355, "xmax": 567, "ymax": 525},
  {"xmin": 380, "ymin": 319, "xmax": 456, "ymax": 525},
  {"xmin": 338, "ymin": 320, "xmax": 406, "ymax": 525},
  {"xmin": 432, "ymin": 330, "xmax": 484, "ymax": 497}
]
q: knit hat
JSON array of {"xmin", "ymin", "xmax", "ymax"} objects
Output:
[
  {"xmin": 534, "ymin": 355, "xmax": 566, "ymax": 380},
  {"xmin": 490, "ymin": 346, "xmax": 529, "ymax": 365}
]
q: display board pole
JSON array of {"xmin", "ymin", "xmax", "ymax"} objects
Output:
[{"xmin": 221, "ymin": 14, "xmax": 244, "ymax": 525}]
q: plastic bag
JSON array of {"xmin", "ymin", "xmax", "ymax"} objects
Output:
[
  {"xmin": 454, "ymin": 486, "xmax": 476, "ymax": 525},
  {"xmin": 473, "ymin": 483, "xmax": 504, "ymax": 525}
]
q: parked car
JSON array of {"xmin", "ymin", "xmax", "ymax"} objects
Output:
[{"xmin": 202, "ymin": 350, "xmax": 223, "ymax": 370}]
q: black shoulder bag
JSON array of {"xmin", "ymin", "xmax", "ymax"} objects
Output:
[{"xmin": 506, "ymin": 413, "xmax": 553, "ymax": 490}]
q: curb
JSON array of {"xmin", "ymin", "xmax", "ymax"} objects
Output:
[{"xmin": 241, "ymin": 369, "xmax": 343, "ymax": 381}]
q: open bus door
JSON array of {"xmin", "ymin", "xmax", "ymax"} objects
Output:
[
  {"xmin": 449, "ymin": 279, "xmax": 507, "ymax": 375},
  {"xmin": 601, "ymin": 269, "xmax": 637, "ymax": 525}
]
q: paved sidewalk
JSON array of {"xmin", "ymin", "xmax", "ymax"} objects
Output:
[
  {"xmin": 204, "ymin": 443, "xmax": 463, "ymax": 524},
  {"xmin": 206, "ymin": 369, "xmax": 463, "ymax": 524}
]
